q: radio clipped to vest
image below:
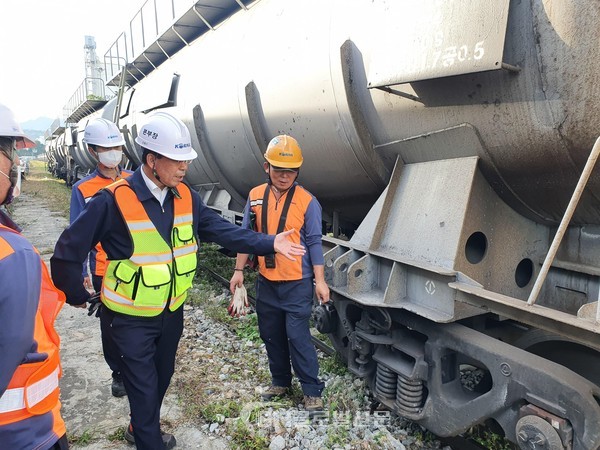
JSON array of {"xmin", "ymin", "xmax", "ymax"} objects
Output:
[
  {"xmin": 246, "ymin": 211, "xmax": 258, "ymax": 270},
  {"xmin": 261, "ymin": 184, "xmax": 296, "ymax": 269}
]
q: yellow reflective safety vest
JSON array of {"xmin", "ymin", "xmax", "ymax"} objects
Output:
[{"xmin": 101, "ymin": 179, "xmax": 198, "ymax": 317}]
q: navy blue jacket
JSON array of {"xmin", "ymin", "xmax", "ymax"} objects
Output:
[
  {"xmin": 0, "ymin": 211, "xmax": 39, "ymax": 395},
  {"xmin": 51, "ymin": 168, "xmax": 275, "ymax": 305},
  {"xmin": 0, "ymin": 211, "xmax": 63, "ymax": 450}
]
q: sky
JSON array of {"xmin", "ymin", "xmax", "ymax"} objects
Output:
[{"xmin": 0, "ymin": 0, "xmax": 145, "ymax": 123}]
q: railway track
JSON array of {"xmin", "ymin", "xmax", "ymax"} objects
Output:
[{"xmin": 197, "ymin": 263, "xmax": 516, "ymax": 450}]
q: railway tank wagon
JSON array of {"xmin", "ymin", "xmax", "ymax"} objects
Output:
[
  {"xmin": 45, "ymin": 101, "xmax": 138, "ymax": 184},
  {"xmin": 51, "ymin": 0, "xmax": 600, "ymax": 448}
]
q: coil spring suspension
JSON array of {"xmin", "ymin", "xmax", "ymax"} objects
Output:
[
  {"xmin": 375, "ymin": 364, "xmax": 397, "ymax": 399},
  {"xmin": 395, "ymin": 374, "xmax": 424, "ymax": 415}
]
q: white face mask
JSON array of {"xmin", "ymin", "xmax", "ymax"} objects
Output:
[{"xmin": 98, "ymin": 150, "xmax": 123, "ymax": 168}]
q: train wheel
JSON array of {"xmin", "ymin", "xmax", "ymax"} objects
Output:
[
  {"xmin": 515, "ymin": 415, "xmax": 563, "ymax": 450},
  {"xmin": 322, "ymin": 299, "xmax": 362, "ymax": 365},
  {"xmin": 327, "ymin": 320, "xmax": 351, "ymax": 364},
  {"xmin": 514, "ymin": 329, "xmax": 600, "ymax": 386}
]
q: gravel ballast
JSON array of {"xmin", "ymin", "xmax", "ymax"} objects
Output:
[{"xmin": 10, "ymin": 189, "xmax": 455, "ymax": 449}]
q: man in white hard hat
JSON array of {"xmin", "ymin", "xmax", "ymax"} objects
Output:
[
  {"xmin": 0, "ymin": 103, "xmax": 69, "ymax": 449},
  {"xmin": 51, "ymin": 111, "xmax": 305, "ymax": 449},
  {"xmin": 70, "ymin": 117, "xmax": 133, "ymax": 398}
]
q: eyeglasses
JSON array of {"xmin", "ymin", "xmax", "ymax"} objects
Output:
[{"xmin": 161, "ymin": 157, "xmax": 193, "ymax": 166}]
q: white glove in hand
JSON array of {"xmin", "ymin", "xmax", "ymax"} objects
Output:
[{"xmin": 228, "ymin": 284, "xmax": 249, "ymax": 317}]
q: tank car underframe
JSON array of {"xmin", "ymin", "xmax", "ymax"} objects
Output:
[
  {"xmin": 321, "ymin": 297, "xmax": 600, "ymax": 449},
  {"xmin": 320, "ymin": 155, "xmax": 600, "ymax": 449},
  {"xmin": 321, "ymin": 155, "xmax": 600, "ymax": 353}
]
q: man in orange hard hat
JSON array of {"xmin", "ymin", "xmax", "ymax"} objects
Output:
[
  {"xmin": 229, "ymin": 135, "xmax": 330, "ymax": 413},
  {"xmin": 0, "ymin": 103, "xmax": 68, "ymax": 449}
]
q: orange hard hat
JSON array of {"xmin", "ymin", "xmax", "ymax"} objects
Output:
[{"xmin": 264, "ymin": 135, "xmax": 303, "ymax": 169}]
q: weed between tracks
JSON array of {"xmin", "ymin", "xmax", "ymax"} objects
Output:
[{"xmin": 68, "ymin": 429, "xmax": 95, "ymax": 446}]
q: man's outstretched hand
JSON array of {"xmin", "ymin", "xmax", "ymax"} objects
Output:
[{"xmin": 274, "ymin": 229, "xmax": 305, "ymax": 261}]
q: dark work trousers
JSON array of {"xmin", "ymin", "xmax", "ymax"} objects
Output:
[
  {"xmin": 255, "ymin": 276, "xmax": 325, "ymax": 397},
  {"xmin": 93, "ymin": 275, "xmax": 121, "ymax": 380},
  {"xmin": 102, "ymin": 305, "xmax": 184, "ymax": 450},
  {"xmin": 49, "ymin": 434, "xmax": 69, "ymax": 449}
]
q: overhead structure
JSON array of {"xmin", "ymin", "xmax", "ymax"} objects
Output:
[
  {"xmin": 64, "ymin": 36, "xmax": 109, "ymax": 124},
  {"xmin": 103, "ymin": 0, "xmax": 254, "ymax": 89}
]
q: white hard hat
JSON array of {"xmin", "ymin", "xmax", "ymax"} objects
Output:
[
  {"xmin": 0, "ymin": 103, "xmax": 36, "ymax": 149},
  {"xmin": 134, "ymin": 112, "xmax": 197, "ymax": 161},
  {"xmin": 83, "ymin": 118, "xmax": 125, "ymax": 147}
]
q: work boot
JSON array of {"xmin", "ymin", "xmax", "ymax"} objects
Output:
[
  {"xmin": 111, "ymin": 374, "xmax": 127, "ymax": 398},
  {"xmin": 260, "ymin": 384, "xmax": 290, "ymax": 401},
  {"xmin": 124, "ymin": 423, "xmax": 177, "ymax": 449},
  {"xmin": 304, "ymin": 395, "xmax": 324, "ymax": 412}
]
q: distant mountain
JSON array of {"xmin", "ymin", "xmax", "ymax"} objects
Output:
[
  {"xmin": 21, "ymin": 117, "xmax": 54, "ymax": 133},
  {"xmin": 19, "ymin": 117, "xmax": 54, "ymax": 142}
]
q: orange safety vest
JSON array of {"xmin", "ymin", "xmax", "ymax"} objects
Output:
[
  {"xmin": 0, "ymin": 224, "xmax": 66, "ymax": 438},
  {"xmin": 248, "ymin": 182, "xmax": 314, "ymax": 281},
  {"xmin": 76, "ymin": 171, "xmax": 132, "ymax": 277}
]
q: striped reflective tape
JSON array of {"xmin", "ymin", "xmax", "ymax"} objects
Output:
[{"xmin": 0, "ymin": 366, "xmax": 59, "ymax": 413}]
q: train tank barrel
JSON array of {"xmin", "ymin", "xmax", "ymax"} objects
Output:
[
  {"xmin": 69, "ymin": 123, "xmax": 96, "ymax": 175},
  {"xmin": 121, "ymin": 0, "xmax": 600, "ymax": 227},
  {"xmin": 48, "ymin": 1, "xmax": 600, "ymax": 448},
  {"xmin": 68, "ymin": 100, "xmax": 133, "ymax": 179}
]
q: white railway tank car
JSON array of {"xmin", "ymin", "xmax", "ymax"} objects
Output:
[{"xmin": 47, "ymin": 0, "xmax": 600, "ymax": 448}]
